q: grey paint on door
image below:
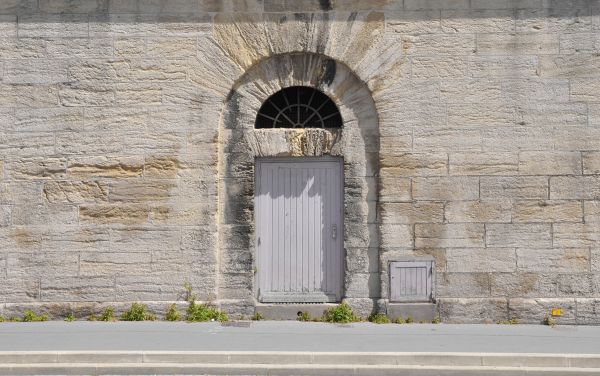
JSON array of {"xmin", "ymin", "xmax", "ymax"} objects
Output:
[{"xmin": 255, "ymin": 157, "xmax": 344, "ymax": 303}]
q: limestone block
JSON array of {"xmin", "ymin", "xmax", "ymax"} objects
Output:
[
  {"xmin": 508, "ymin": 298, "xmax": 576, "ymax": 324},
  {"xmin": 213, "ymin": 13, "xmax": 268, "ymax": 70},
  {"xmin": 571, "ymin": 79, "xmax": 600, "ymax": 101},
  {"xmin": 0, "ymin": 133, "xmax": 55, "ymax": 158},
  {"xmin": 386, "ymin": 10, "xmax": 442, "ymax": 34},
  {"xmin": 43, "ymin": 181, "xmax": 108, "ymax": 204},
  {"xmin": 150, "ymin": 203, "xmax": 215, "ymax": 226},
  {"xmin": 0, "ymin": 38, "xmax": 45, "ymax": 59},
  {"xmin": 79, "ymin": 204, "xmax": 150, "ymax": 225},
  {"xmin": 377, "ymin": 80, "xmax": 441, "ymax": 104},
  {"xmin": 486, "ymin": 224, "xmax": 552, "ymax": 248},
  {"xmin": 90, "ymin": 14, "xmax": 211, "ymax": 37},
  {"xmin": 5, "ymin": 158, "xmax": 67, "ymax": 180},
  {"xmin": 0, "ymin": 16, "xmax": 17, "ymax": 38},
  {"xmin": 115, "ymin": 38, "xmax": 146, "ymax": 57},
  {"xmin": 13, "ymin": 107, "xmax": 84, "ymax": 132},
  {"xmin": 583, "ymin": 152, "xmax": 600, "ymax": 175},
  {"xmin": 123, "ymin": 132, "xmax": 185, "ymax": 154},
  {"xmin": 108, "ymin": 0, "xmax": 198, "ymax": 14},
  {"xmin": 111, "ymin": 227, "xmax": 183, "ymax": 252},
  {"xmin": 84, "ymin": 107, "xmax": 148, "ymax": 132},
  {"xmin": 0, "ymin": 182, "xmax": 42, "ymax": 205},
  {"xmin": 115, "ymin": 274, "xmax": 190, "ymax": 301},
  {"xmin": 346, "ymin": 200, "xmax": 377, "ymax": 224},
  {"xmin": 557, "ymin": 274, "xmax": 595, "ymax": 296},
  {"xmin": 219, "ymin": 272, "xmax": 253, "ymax": 300},
  {"xmin": 56, "ymin": 132, "xmax": 123, "ymax": 155},
  {"xmin": 0, "ymin": 84, "xmax": 59, "ymax": 108},
  {"xmin": 0, "ymin": 227, "xmax": 41, "ymax": 252},
  {"xmin": 512, "ymin": 200, "xmax": 583, "ymax": 223},
  {"xmin": 220, "ymin": 249, "xmax": 253, "ymax": 274},
  {"xmin": 115, "ymin": 83, "xmax": 162, "ymax": 105},
  {"xmin": 446, "ymin": 248, "xmax": 516, "ymax": 273},
  {"xmin": 589, "ymin": 103, "xmax": 600, "ymax": 126},
  {"xmin": 58, "ymin": 83, "xmax": 115, "ymax": 106},
  {"xmin": 517, "ymin": 248, "xmax": 590, "ymax": 273},
  {"xmin": 575, "ymin": 299, "xmax": 600, "ymax": 325},
  {"xmin": 347, "ymin": 247, "xmax": 379, "ymax": 273},
  {"xmin": 441, "ymin": 9, "xmax": 515, "ymax": 33},
  {"xmin": 11, "ymin": 204, "xmax": 78, "ymax": 226},
  {"xmin": 109, "ymin": 180, "xmax": 176, "ymax": 202},
  {"xmin": 584, "ymin": 201, "xmax": 600, "ymax": 223},
  {"xmin": 415, "ymin": 223, "xmax": 484, "ymax": 248},
  {"xmin": 39, "ymin": 0, "xmax": 109, "ymax": 13},
  {"xmin": 517, "ymin": 8, "xmax": 592, "ymax": 33},
  {"xmin": 402, "ymin": 34, "xmax": 475, "ymax": 55},
  {"xmin": 559, "ymin": 32, "xmax": 600, "ymax": 54},
  {"xmin": 7, "ymin": 251, "xmax": 79, "ymax": 277},
  {"xmin": 150, "ymin": 106, "xmax": 220, "ymax": 134},
  {"xmin": 471, "ymin": 56, "xmax": 538, "ymax": 78},
  {"xmin": 3, "ymin": 59, "xmax": 68, "ymax": 84},
  {"xmin": 263, "ymin": 0, "xmax": 333, "ymax": 12},
  {"xmin": 46, "ymin": 38, "xmax": 113, "ymax": 58},
  {"xmin": 414, "ymin": 128, "xmax": 481, "ymax": 152},
  {"xmin": 411, "ymin": 56, "xmax": 469, "ymax": 79},
  {"xmin": 380, "ymin": 224, "xmax": 413, "ymax": 248},
  {"xmin": 437, "ymin": 273, "xmax": 491, "ymax": 298},
  {"xmin": 471, "ymin": 0, "xmax": 539, "ymax": 9},
  {"xmin": 67, "ymin": 156, "xmax": 144, "ymax": 178},
  {"xmin": 449, "ymin": 152, "xmax": 518, "ymax": 175},
  {"xmin": 0, "ymin": 205, "xmax": 9, "ymax": 227},
  {"xmin": 519, "ymin": 151, "xmax": 582, "ymax": 176},
  {"xmin": 18, "ymin": 15, "xmax": 89, "ymax": 38},
  {"xmin": 554, "ymin": 224, "xmax": 600, "ymax": 247},
  {"xmin": 80, "ymin": 251, "xmax": 152, "ymax": 277},
  {"xmin": 500, "ymin": 79, "xmax": 570, "ymax": 104},
  {"xmin": 345, "ymin": 272, "xmax": 380, "ymax": 299},
  {"xmin": 404, "ymin": 0, "xmax": 469, "ymax": 10},
  {"xmin": 0, "ymin": 1, "xmax": 37, "ymax": 14},
  {"xmin": 379, "ymin": 202, "xmax": 444, "ymax": 224},
  {"xmin": 199, "ymin": 0, "xmax": 263, "ymax": 12},
  {"xmin": 379, "ymin": 102, "xmax": 446, "ymax": 130},
  {"xmin": 477, "ymin": 33, "xmax": 560, "ymax": 55},
  {"xmin": 594, "ymin": 251, "xmax": 600, "ymax": 272},
  {"xmin": 438, "ymin": 298, "xmax": 508, "ymax": 323},
  {"xmin": 447, "ymin": 103, "xmax": 515, "ymax": 127},
  {"xmin": 380, "ymin": 152, "xmax": 448, "ymax": 177},
  {"xmin": 379, "ymin": 177, "xmax": 411, "ymax": 202},
  {"xmin": 554, "ymin": 127, "xmax": 600, "ymax": 150},
  {"xmin": 440, "ymin": 80, "xmax": 502, "ymax": 103},
  {"xmin": 445, "ymin": 200, "xmax": 512, "ymax": 223},
  {"xmin": 490, "ymin": 273, "xmax": 558, "ymax": 298},
  {"xmin": 550, "ymin": 176, "xmax": 600, "ymax": 200},
  {"xmin": 182, "ymin": 227, "xmax": 217, "ymax": 251},
  {"xmin": 480, "ymin": 176, "xmax": 548, "ymax": 200},
  {"xmin": 41, "ymin": 226, "xmax": 109, "ymax": 252},
  {"xmin": 0, "ymin": 277, "xmax": 39, "ymax": 303},
  {"xmin": 41, "ymin": 277, "xmax": 115, "ymax": 302},
  {"xmin": 540, "ymin": 55, "xmax": 600, "ymax": 78},
  {"xmin": 68, "ymin": 60, "xmax": 120, "ymax": 82},
  {"xmin": 412, "ymin": 177, "xmax": 479, "ymax": 201}
]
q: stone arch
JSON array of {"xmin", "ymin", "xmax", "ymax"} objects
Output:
[{"xmin": 216, "ymin": 52, "xmax": 380, "ymax": 317}]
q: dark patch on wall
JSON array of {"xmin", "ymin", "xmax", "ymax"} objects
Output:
[
  {"xmin": 319, "ymin": 0, "xmax": 333, "ymax": 11},
  {"xmin": 224, "ymin": 89, "xmax": 241, "ymax": 130},
  {"xmin": 319, "ymin": 59, "xmax": 337, "ymax": 86}
]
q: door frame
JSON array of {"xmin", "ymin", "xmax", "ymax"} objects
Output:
[{"xmin": 254, "ymin": 156, "xmax": 345, "ymax": 303}]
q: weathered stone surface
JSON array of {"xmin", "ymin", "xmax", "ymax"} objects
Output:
[
  {"xmin": 415, "ymin": 224, "xmax": 484, "ymax": 248},
  {"xmin": 379, "ymin": 177, "xmax": 411, "ymax": 202},
  {"xmin": 41, "ymin": 277, "xmax": 115, "ymax": 302},
  {"xmin": 512, "ymin": 200, "xmax": 583, "ymax": 223},
  {"xmin": 517, "ymin": 8, "xmax": 591, "ymax": 33},
  {"xmin": 438, "ymin": 298, "xmax": 508, "ymax": 323},
  {"xmin": 402, "ymin": 34, "xmax": 476, "ymax": 55},
  {"xmin": 445, "ymin": 200, "xmax": 512, "ymax": 223},
  {"xmin": 404, "ymin": 0, "xmax": 469, "ymax": 10},
  {"xmin": 477, "ymin": 33, "xmax": 559, "ymax": 55},
  {"xmin": 442, "ymin": 9, "xmax": 515, "ymax": 33},
  {"xmin": 517, "ymin": 248, "xmax": 590, "ymax": 273},
  {"xmin": 11, "ymin": 205, "xmax": 78, "ymax": 226},
  {"xmin": 550, "ymin": 176, "xmax": 600, "ymax": 200},
  {"xmin": 5, "ymin": 158, "xmax": 67, "ymax": 180},
  {"xmin": 583, "ymin": 152, "xmax": 600, "ymax": 175},
  {"xmin": 380, "ymin": 152, "xmax": 447, "ymax": 177},
  {"xmin": 585, "ymin": 201, "xmax": 600, "ymax": 223},
  {"xmin": 386, "ymin": 10, "xmax": 442, "ymax": 34},
  {"xmin": 67, "ymin": 156, "xmax": 144, "ymax": 178},
  {"xmin": 380, "ymin": 224, "xmax": 413, "ymax": 249},
  {"xmin": 7, "ymin": 251, "xmax": 79, "ymax": 278},
  {"xmin": 519, "ymin": 151, "xmax": 582, "ymax": 176},
  {"xmin": 379, "ymin": 202, "xmax": 444, "ymax": 224},
  {"xmin": 486, "ymin": 224, "xmax": 552, "ymax": 248},
  {"xmin": 481, "ymin": 177, "xmax": 548, "ymax": 200},
  {"xmin": 412, "ymin": 177, "xmax": 479, "ymax": 201},
  {"xmin": 437, "ymin": 272, "xmax": 490, "ymax": 298},
  {"xmin": 80, "ymin": 252, "xmax": 152, "ymax": 277},
  {"xmin": 43, "ymin": 181, "xmax": 108, "ymax": 204},
  {"xmin": 446, "ymin": 248, "xmax": 516, "ymax": 273},
  {"xmin": 509, "ymin": 298, "xmax": 576, "ymax": 324},
  {"xmin": 109, "ymin": 180, "xmax": 176, "ymax": 202},
  {"xmin": 449, "ymin": 152, "xmax": 517, "ymax": 176},
  {"xmin": 79, "ymin": 204, "xmax": 149, "ymax": 225},
  {"xmin": 111, "ymin": 227, "xmax": 182, "ymax": 252},
  {"xmin": 490, "ymin": 273, "xmax": 557, "ymax": 298},
  {"xmin": 554, "ymin": 224, "xmax": 600, "ymax": 248}
]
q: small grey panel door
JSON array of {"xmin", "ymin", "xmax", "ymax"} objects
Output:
[
  {"xmin": 255, "ymin": 157, "xmax": 343, "ymax": 303},
  {"xmin": 389, "ymin": 261, "xmax": 433, "ymax": 303}
]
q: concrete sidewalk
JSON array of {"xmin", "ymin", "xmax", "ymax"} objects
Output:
[{"xmin": 0, "ymin": 322, "xmax": 599, "ymax": 375}]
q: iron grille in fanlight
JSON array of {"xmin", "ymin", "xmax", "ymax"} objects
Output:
[{"xmin": 255, "ymin": 86, "xmax": 343, "ymax": 129}]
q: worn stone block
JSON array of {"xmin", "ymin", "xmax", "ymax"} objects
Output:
[
  {"xmin": 404, "ymin": 0, "xmax": 469, "ymax": 10},
  {"xmin": 519, "ymin": 151, "xmax": 582, "ymax": 176},
  {"xmin": 115, "ymin": 274, "xmax": 190, "ymax": 301},
  {"xmin": 386, "ymin": 10, "xmax": 442, "ymax": 34},
  {"xmin": 442, "ymin": 9, "xmax": 515, "ymax": 33},
  {"xmin": 111, "ymin": 227, "xmax": 182, "ymax": 252},
  {"xmin": 445, "ymin": 200, "xmax": 512, "ymax": 223},
  {"xmin": 470, "ymin": 56, "xmax": 537, "ymax": 78},
  {"xmin": 437, "ymin": 273, "xmax": 490, "ymax": 297},
  {"xmin": 380, "ymin": 224, "xmax": 413, "ymax": 249},
  {"xmin": 576, "ymin": 299, "xmax": 600, "ymax": 325},
  {"xmin": 0, "ymin": 38, "xmax": 45, "ymax": 59},
  {"xmin": 381, "ymin": 248, "xmax": 446, "ymax": 272},
  {"xmin": 508, "ymin": 298, "xmax": 576, "ymax": 324},
  {"xmin": 550, "ymin": 176, "xmax": 600, "ymax": 200},
  {"xmin": 415, "ymin": 223, "xmax": 484, "ymax": 248},
  {"xmin": 41, "ymin": 226, "xmax": 109, "ymax": 252},
  {"xmin": 449, "ymin": 152, "xmax": 517, "ymax": 175},
  {"xmin": 584, "ymin": 201, "xmax": 600, "ymax": 223},
  {"xmin": 59, "ymin": 82, "xmax": 115, "ymax": 106},
  {"xmin": 79, "ymin": 204, "xmax": 149, "ymax": 225},
  {"xmin": 41, "ymin": 277, "xmax": 115, "ymax": 302},
  {"xmin": 486, "ymin": 224, "xmax": 552, "ymax": 248},
  {"xmin": 512, "ymin": 200, "xmax": 583, "ymax": 223},
  {"xmin": 0, "ymin": 277, "xmax": 40, "ymax": 303},
  {"xmin": 12, "ymin": 107, "xmax": 83, "ymax": 133},
  {"xmin": 411, "ymin": 56, "xmax": 469, "ymax": 79},
  {"xmin": 554, "ymin": 126, "xmax": 600, "ymax": 151},
  {"xmin": 67, "ymin": 156, "xmax": 144, "ymax": 178},
  {"xmin": 5, "ymin": 158, "xmax": 67, "ymax": 180},
  {"xmin": 3, "ymin": 60, "xmax": 68, "ymax": 84},
  {"xmin": 477, "ymin": 33, "xmax": 559, "ymax": 55},
  {"xmin": 540, "ymin": 55, "xmax": 600, "ymax": 78},
  {"xmin": 438, "ymin": 298, "xmax": 508, "ymax": 323},
  {"xmin": 490, "ymin": 273, "xmax": 558, "ymax": 298},
  {"xmin": 0, "ymin": 84, "xmax": 59, "ymax": 108},
  {"xmin": 11, "ymin": 205, "xmax": 78, "ymax": 226},
  {"xmin": 379, "ymin": 202, "xmax": 444, "ymax": 224},
  {"xmin": 483, "ymin": 127, "xmax": 554, "ymax": 152},
  {"xmin": 517, "ymin": 8, "xmax": 592, "ymax": 33},
  {"xmin": 80, "ymin": 251, "xmax": 152, "ymax": 277},
  {"xmin": 380, "ymin": 152, "xmax": 447, "ymax": 177},
  {"xmin": 18, "ymin": 15, "xmax": 89, "ymax": 38},
  {"xmin": 583, "ymin": 152, "xmax": 600, "ymax": 175},
  {"xmin": 43, "ymin": 181, "xmax": 108, "ymax": 204},
  {"xmin": 517, "ymin": 102, "xmax": 588, "ymax": 127},
  {"xmin": 402, "ymin": 34, "xmax": 476, "ymax": 55},
  {"xmin": 517, "ymin": 248, "xmax": 590, "ymax": 273},
  {"xmin": 7, "ymin": 251, "xmax": 79, "ymax": 278},
  {"xmin": 109, "ymin": 180, "xmax": 176, "ymax": 202},
  {"xmin": 554, "ymin": 224, "xmax": 600, "ymax": 247},
  {"xmin": 379, "ymin": 177, "xmax": 411, "ymax": 202},
  {"xmin": 412, "ymin": 177, "xmax": 479, "ymax": 200},
  {"xmin": 150, "ymin": 203, "xmax": 214, "ymax": 226},
  {"xmin": 481, "ymin": 176, "xmax": 548, "ymax": 200},
  {"xmin": 446, "ymin": 248, "xmax": 516, "ymax": 273},
  {"xmin": 39, "ymin": 0, "xmax": 109, "ymax": 13}
]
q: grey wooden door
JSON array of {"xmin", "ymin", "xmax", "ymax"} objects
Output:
[{"xmin": 255, "ymin": 157, "xmax": 343, "ymax": 303}]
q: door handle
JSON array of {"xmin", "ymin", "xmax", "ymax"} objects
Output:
[{"xmin": 332, "ymin": 225, "xmax": 337, "ymax": 240}]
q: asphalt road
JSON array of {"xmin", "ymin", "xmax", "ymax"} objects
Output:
[{"xmin": 0, "ymin": 322, "xmax": 599, "ymax": 354}]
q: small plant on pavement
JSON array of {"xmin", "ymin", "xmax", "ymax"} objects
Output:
[
  {"xmin": 64, "ymin": 313, "xmax": 76, "ymax": 322},
  {"xmin": 99, "ymin": 307, "xmax": 115, "ymax": 322},
  {"xmin": 393, "ymin": 316, "xmax": 405, "ymax": 324},
  {"xmin": 368, "ymin": 313, "xmax": 390, "ymax": 324},
  {"xmin": 165, "ymin": 304, "xmax": 181, "ymax": 321},
  {"xmin": 431, "ymin": 317, "xmax": 441, "ymax": 324},
  {"xmin": 251, "ymin": 312, "xmax": 264, "ymax": 321},
  {"xmin": 322, "ymin": 302, "xmax": 359, "ymax": 324},
  {"xmin": 186, "ymin": 301, "xmax": 228, "ymax": 322},
  {"xmin": 543, "ymin": 314, "xmax": 556, "ymax": 327},
  {"xmin": 297, "ymin": 311, "xmax": 311, "ymax": 322},
  {"xmin": 405, "ymin": 316, "xmax": 414, "ymax": 324},
  {"xmin": 120, "ymin": 303, "xmax": 155, "ymax": 321},
  {"xmin": 22, "ymin": 310, "xmax": 48, "ymax": 322}
]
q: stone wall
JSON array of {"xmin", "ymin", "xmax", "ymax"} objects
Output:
[{"xmin": 0, "ymin": 0, "xmax": 599, "ymax": 324}]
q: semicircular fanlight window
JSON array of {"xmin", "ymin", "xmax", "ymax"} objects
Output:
[{"xmin": 255, "ymin": 86, "xmax": 343, "ymax": 129}]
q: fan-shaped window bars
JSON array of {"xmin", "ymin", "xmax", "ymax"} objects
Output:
[{"xmin": 255, "ymin": 86, "xmax": 343, "ymax": 129}]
